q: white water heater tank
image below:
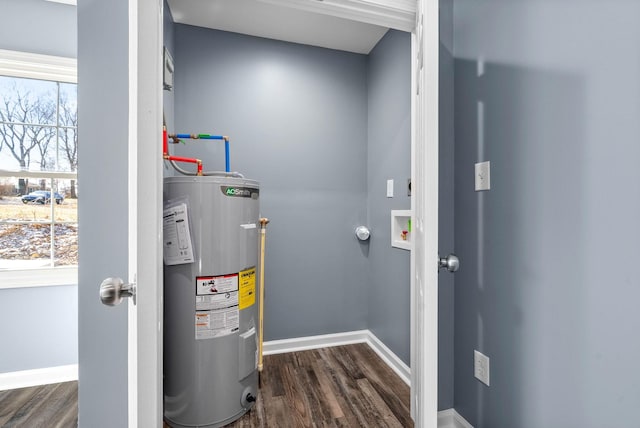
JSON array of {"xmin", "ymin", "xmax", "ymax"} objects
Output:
[{"xmin": 163, "ymin": 175, "xmax": 260, "ymax": 428}]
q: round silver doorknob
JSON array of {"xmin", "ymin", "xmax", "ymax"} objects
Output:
[
  {"xmin": 355, "ymin": 226, "xmax": 371, "ymax": 241},
  {"xmin": 439, "ymin": 254, "xmax": 459, "ymax": 273},
  {"xmin": 100, "ymin": 277, "xmax": 136, "ymax": 306}
]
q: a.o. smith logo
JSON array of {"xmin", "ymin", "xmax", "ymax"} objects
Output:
[{"xmin": 221, "ymin": 186, "xmax": 259, "ymax": 199}]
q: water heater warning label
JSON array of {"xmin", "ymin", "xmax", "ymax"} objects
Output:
[
  {"xmin": 196, "ymin": 274, "xmax": 238, "ymax": 296},
  {"xmin": 195, "ymin": 309, "xmax": 239, "ymax": 340},
  {"xmin": 239, "ymin": 267, "xmax": 256, "ymax": 310},
  {"xmin": 195, "ymin": 274, "xmax": 239, "ymax": 340}
]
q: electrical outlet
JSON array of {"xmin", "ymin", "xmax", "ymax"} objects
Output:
[
  {"xmin": 475, "ymin": 161, "xmax": 491, "ymax": 191},
  {"xmin": 474, "ymin": 350, "xmax": 490, "ymax": 386}
]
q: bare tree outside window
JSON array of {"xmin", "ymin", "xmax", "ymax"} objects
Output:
[
  {"xmin": 59, "ymin": 87, "xmax": 78, "ymax": 198},
  {"xmin": 0, "ymin": 76, "xmax": 78, "ymax": 268}
]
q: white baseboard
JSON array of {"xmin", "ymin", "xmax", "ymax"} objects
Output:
[
  {"xmin": 364, "ymin": 330, "xmax": 411, "ymax": 386},
  {"xmin": 263, "ymin": 329, "xmax": 370, "ymax": 355},
  {"xmin": 264, "ymin": 329, "xmax": 410, "ymax": 384},
  {"xmin": 0, "ymin": 364, "xmax": 78, "ymax": 391},
  {"xmin": 438, "ymin": 408, "xmax": 474, "ymax": 428}
]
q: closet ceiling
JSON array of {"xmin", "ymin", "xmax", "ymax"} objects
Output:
[{"xmin": 166, "ymin": 0, "xmax": 391, "ymax": 54}]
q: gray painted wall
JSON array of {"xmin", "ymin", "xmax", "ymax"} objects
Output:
[
  {"xmin": 172, "ymin": 25, "xmax": 369, "ymax": 340},
  {"xmin": 0, "ymin": 0, "xmax": 76, "ymax": 58},
  {"xmin": 365, "ymin": 30, "xmax": 411, "ymax": 365},
  {"xmin": 163, "ymin": 0, "xmax": 175, "ymax": 135},
  {"xmin": 0, "ymin": 285, "xmax": 77, "ymax": 373},
  {"xmin": 453, "ymin": 1, "xmax": 640, "ymax": 426},
  {"xmin": 78, "ymin": 0, "xmax": 129, "ymax": 426},
  {"xmin": 0, "ymin": 0, "xmax": 78, "ymax": 375}
]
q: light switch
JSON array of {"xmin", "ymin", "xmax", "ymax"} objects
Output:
[
  {"xmin": 475, "ymin": 161, "xmax": 490, "ymax": 191},
  {"xmin": 387, "ymin": 179, "xmax": 394, "ymax": 198}
]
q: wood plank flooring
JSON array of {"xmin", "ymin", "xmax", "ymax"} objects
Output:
[
  {"xmin": 0, "ymin": 343, "xmax": 412, "ymax": 427},
  {"xmin": 227, "ymin": 343, "xmax": 412, "ymax": 428},
  {"xmin": 0, "ymin": 381, "xmax": 77, "ymax": 427}
]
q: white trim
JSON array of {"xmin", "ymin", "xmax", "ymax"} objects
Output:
[
  {"xmin": 0, "ymin": 268, "xmax": 77, "ymax": 289},
  {"xmin": 263, "ymin": 330, "xmax": 370, "ymax": 355},
  {"xmin": 127, "ymin": 0, "xmax": 140, "ymax": 426},
  {"xmin": 258, "ymin": 0, "xmax": 415, "ymax": 32},
  {"xmin": 0, "ymin": 49, "xmax": 77, "ymax": 83},
  {"xmin": 410, "ymin": 0, "xmax": 440, "ymax": 426},
  {"xmin": 365, "ymin": 330, "xmax": 411, "ymax": 385},
  {"xmin": 0, "ymin": 169, "xmax": 77, "ymax": 180},
  {"xmin": 0, "ymin": 364, "xmax": 78, "ymax": 391},
  {"xmin": 437, "ymin": 409, "xmax": 475, "ymax": 428},
  {"xmin": 45, "ymin": 0, "xmax": 77, "ymax": 5},
  {"xmin": 263, "ymin": 329, "xmax": 411, "ymax": 386},
  {"xmin": 127, "ymin": 0, "xmax": 164, "ymax": 426}
]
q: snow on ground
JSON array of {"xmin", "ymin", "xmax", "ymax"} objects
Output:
[{"xmin": 0, "ymin": 223, "xmax": 78, "ymax": 266}]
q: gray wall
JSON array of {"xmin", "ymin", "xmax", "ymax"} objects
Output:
[
  {"xmin": 453, "ymin": 1, "xmax": 640, "ymax": 426},
  {"xmin": 163, "ymin": 0, "xmax": 175, "ymax": 135},
  {"xmin": 173, "ymin": 25, "xmax": 370, "ymax": 340},
  {"xmin": 0, "ymin": 286, "xmax": 77, "ymax": 373},
  {"xmin": 365, "ymin": 30, "xmax": 411, "ymax": 365},
  {"xmin": 78, "ymin": 0, "xmax": 129, "ymax": 426},
  {"xmin": 0, "ymin": 0, "xmax": 76, "ymax": 58},
  {"xmin": 0, "ymin": 0, "xmax": 78, "ymax": 375}
]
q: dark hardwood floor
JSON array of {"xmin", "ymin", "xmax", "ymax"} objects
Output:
[
  {"xmin": 228, "ymin": 343, "xmax": 413, "ymax": 428},
  {"xmin": 0, "ymin": 343, "xmax": 412, "ymax": 427},
  {"xmin": 0, "ymin": 381, "xmax": 77, "ymax": 427}
]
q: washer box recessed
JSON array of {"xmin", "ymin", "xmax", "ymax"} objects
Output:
[{"xmin": 391, "ymin": 210, "xmax": 412, "ymax": 250}]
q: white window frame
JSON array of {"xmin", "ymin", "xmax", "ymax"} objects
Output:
[{"xmin": 0, "ymin": 49, "xmax": 77, "ymax": 289}]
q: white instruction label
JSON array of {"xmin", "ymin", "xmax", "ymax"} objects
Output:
[
  {"xmin": 163, "ymin": 203, "xmax": 194, "ymax": 265},
  {"xmin": 196, "ymin": 274, "xmax": 238, "ymax": 296},
  {"xmin": 195, "ymin": 308, "xmax": 239, "ymax": 339},
  {"xmin": 195, "ymin": 274, "xmax": 240, "ymax": 339}
]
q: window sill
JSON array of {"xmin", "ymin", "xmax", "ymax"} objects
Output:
[{"xmin": 0, "ymin": 266, "xmax": 78, "ymax": 289}]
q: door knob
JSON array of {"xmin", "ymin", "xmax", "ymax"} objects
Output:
[
  {"xmin": 100, "ymin": 277, "xmax": 136, "ymax": 306},
  {"xmin": 439, "ymin": 254, "xmax": 459, "ymax": 273}
]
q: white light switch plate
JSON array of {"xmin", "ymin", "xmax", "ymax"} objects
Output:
[
  {"xmin": 475, "ymin": 161, "xmax": 491, "ymax": 191},
  {"xmin": 387, "ymin": 179, "xmax": 394, "ymax": 198},
  {"xmin": 474, "ymin": 350, "xmax": 490, "ymax": 386}
]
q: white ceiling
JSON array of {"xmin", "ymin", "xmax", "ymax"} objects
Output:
[{"xmin": 166, "ymin": 0, "xmax": 390, "ymax": 55}]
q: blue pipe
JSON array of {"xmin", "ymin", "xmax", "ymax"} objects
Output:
[
  {"xmin": 174, "ymin": 134, "xmax": 224, "ymax": 140},
  {"xmin": 172, "ymin": 133, "xmax": 230, "ymax": 171}
]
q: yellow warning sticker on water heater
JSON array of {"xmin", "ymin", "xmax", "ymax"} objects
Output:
[{"xmin": 239, "ymin": 267, "xmax": 256, "ymax": 310}]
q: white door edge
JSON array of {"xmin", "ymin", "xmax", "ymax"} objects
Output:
[
  {"xmin": 127, "ymin": 0, "xmax": 139, "ymax": 424},
  {"xmin": 411, "ymin": 0, "xmax": 439, "ymax": 426},
  {"xmin": 128, "ymin": 0, "xmax": 164, "ymax": 426}
]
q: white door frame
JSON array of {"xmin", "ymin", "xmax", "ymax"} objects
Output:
[
  {"xmin": 127, "ymin": 0, "xmax": 163, "ymax": 426},
  {"xmin": 126, "ymin": 0, "xmax": 438, "ymax": 426},
  {"xmin": 410, "ymin": 0, "xmax": 439, "ymax": 426}
]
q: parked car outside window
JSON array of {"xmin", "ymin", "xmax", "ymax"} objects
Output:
[{"xmin": 21, "ymin": 190, "xmax": 64, "ymax": 205}]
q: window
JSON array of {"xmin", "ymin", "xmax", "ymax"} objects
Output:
[{"xmin": 0, "ymin": 49, "xmax": 77, "ymax": 287}]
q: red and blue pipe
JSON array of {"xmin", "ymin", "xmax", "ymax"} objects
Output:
[{"xmin": 170, "ymin": 133, "xmax": 231, "ymax": 172}]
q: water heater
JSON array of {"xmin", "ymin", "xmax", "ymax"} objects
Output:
[{"xmin": 163, "ymin": 175, "xmax": 260, "ymax": 428}]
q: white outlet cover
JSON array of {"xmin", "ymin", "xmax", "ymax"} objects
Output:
[
  {"xmin": 474, "ymin": 350, "xmax": 490, "ymax": 386},
  {"xmin": 386, "ymin": 179, "xmax": 394, "ymax": 198},
  {"xmin": 475, "ymin": 161, "xmax": 491, "ymax": 191}
]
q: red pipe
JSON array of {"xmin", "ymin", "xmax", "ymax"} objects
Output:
[
  {"xmin": 165, "ymin": 155, "xmax": 203, "ymax": 176},
  {"xmin": 163, "ymin": 126, "xmax": 168, "ymax": 156},
  {"xmin": 163, "ymin": 127, "xmax": 203, "ymax": 175}
]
